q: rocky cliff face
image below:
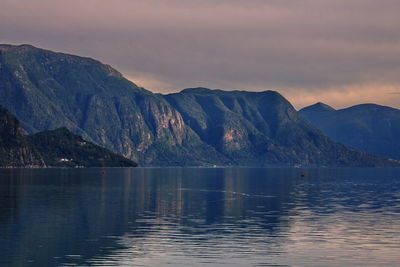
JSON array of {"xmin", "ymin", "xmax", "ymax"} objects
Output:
[
  {"xmin": 164, "ymin": 88, "xmax": 397, "ymax": 166},
  {"xmin": 0, "ymin": 44, "xmax": 397, "ymax": 166},
  {"xmin": 0, "ymin": 44, "xmax": 225, "ymax": 165}
]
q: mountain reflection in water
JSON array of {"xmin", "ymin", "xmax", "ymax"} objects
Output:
[{"xmin": 0, "ymin": 167, "xmax": 399, "ymax": 267}]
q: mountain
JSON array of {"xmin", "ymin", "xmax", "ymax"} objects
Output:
[
  {"xmin": 0, "ymin": 44, "xmax": 397, "ymax": 167},
  {"xmin": 0, "ymin": 106, "xmax": 137, "ymax": 167},
  {"xmin": 28, "ymin": 127, "xmax": 137, "ymax": 167},
  {"xmin": 164, "ymin": 88, "xmax": 398, "ymax": 166},
  {"xmin": 0, "ymin": 44, "xmax": 226, "ymax": 166},
  {"xmin": 300, "ymin": 103, "xmax": 400, "ymax": 160},
  {"xmin": 0, "ymin": 106, "xmax": 44, "ymax": 167},
  {"xmin": 300, "ymin": 102, "xmax": 336, "ymax": 113}
]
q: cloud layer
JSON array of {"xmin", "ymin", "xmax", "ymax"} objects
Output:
[{"xmin": 1, "ymin": 0, "xmax": 400, "ymax": 108}]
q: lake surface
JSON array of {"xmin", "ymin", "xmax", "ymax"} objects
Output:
[{"xmin": 0, "ymin": 167, "xmax": 400, "ymax": 267}]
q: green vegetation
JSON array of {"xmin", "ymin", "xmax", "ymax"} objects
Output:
[
  {"xmin": 28, "ymin": 127, "xmax": 137, "ymax": 167},
  {"xmin": 0, "ymin": 44, "xmax": 224, "ymax": 165},
  {"xmin": 0, "ymin": 106, "xmax": 44, "ymax": 167},
  {"xmin": 0, "ymin": 106, "xmax": 137, "ymax": 167},
  {"xmin": 0, "ymin": 44, "xmax": 398, "ymax": 167}
]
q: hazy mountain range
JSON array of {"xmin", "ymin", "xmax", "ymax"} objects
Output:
[
  {"xmin": 300, "ymin": 103, "xmax": 400, "ymax": 160},
  {"xmin": 0, "ymin": 44, "xmax": 398, "ymax": 167}
]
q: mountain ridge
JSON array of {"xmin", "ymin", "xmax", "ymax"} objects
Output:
[
  {"xmin": 164, "ymin": 88, "xmax": 397, "ymax": 166},
  {"xmin": 0, "ymin": 106, "xmax": 137, "ymax": 167},
  {"xmin": 300, "ymin": 103, "xmax": 400, "ymax": 160},
  {"xmin": 0, "ymin": 44, "xmax": 398, "ymax": 167},
  {"xmin": 300, "ymin": 102, "xmax": 336, "ymax": 113},
  {"xmin": 0, "ymin": 43, "xmax": 226, "ymax": 165}
]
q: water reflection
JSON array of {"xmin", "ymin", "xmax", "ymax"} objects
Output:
[{"xmin": 0, "ymin": 168, "xmax": 399, "ymax": 266}]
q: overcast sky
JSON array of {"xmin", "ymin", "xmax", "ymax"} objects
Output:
[{"xmin": 1, "ymin": 0, "xmax": 400, "ymax": 109}]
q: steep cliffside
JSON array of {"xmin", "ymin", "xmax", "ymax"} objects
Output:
[
  {"xmin": 0, "ymin": 44, "xmax": 397, "ymax": 167},
  {"xmin": 0, "ymin": 44, "xmax": 226, "ymax": 165},
  {"xmin": 165, "ymin": 88, "xmax": 397, "ymax": 166}
]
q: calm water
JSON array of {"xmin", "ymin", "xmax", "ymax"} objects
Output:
[{"xmin": 0, "ymin": 168, "xmax": 400, "ymax": 267}]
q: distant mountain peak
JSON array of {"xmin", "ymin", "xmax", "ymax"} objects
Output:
[
  {"xmin": 300, "ymin": 102, "xmax": 400, "ymax": 160},
  {"xmin": 300, "ymin": 102, "xmax": 335, "ymax": 113},
  {"xmin": 180, "ymin": 87, "xmax": 279, "ymax": 94},
  {"xmin": 343, "ymin": 103, "xmax": 400, "ymax": 113},
  {"xmin": 180, "ymin": 87, "xmax": 219, "ymax": 94},
  {"xmin": 0, "ymin": 44, "xmax": 40, "ymax": 52}
]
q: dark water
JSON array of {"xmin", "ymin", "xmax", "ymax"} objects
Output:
[{"xmin": 0, "ymin": 168, "xmax": 400, "ymax": 267}]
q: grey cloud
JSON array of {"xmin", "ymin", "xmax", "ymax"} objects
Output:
[{"xmin": 1, "ymin": 0, "xmax": 400, "ymax": 107}]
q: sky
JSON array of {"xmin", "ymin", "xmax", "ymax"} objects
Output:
[{"xmin": 1, "ymin": 0, "xmax": 400, "ymax": 109}]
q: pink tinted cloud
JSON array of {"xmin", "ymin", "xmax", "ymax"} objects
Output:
[{"xmin": 1, "ymin": 0, "xmax": 400, "ymax": 108}]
